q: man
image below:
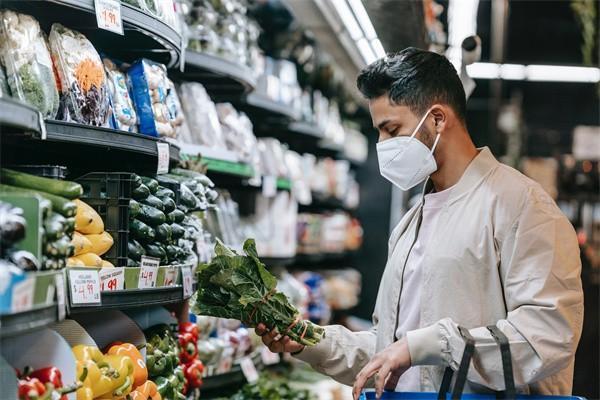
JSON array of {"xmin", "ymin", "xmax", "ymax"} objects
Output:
[{"xmin": 256, "ymin": 47, "xmax": 583, "ymax": 398}]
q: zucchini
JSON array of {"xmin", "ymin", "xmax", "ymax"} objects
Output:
[
  {"xmin": 160, "ymin": 196, "xmax": 176, "ymax": 214},
  {"xmin": 129, "ymin": 199, "xmax": 141, "ymax": 219},
  {"xmin": 127, "ymin": 258, "xmax": 139, "ymax": 268},
  {"xmin": 64, "ymin": 217, "xmax": 75, "ymax": 234},
  {"xmin": 130, "ymin": 219, "xmax": 156, "ymax": 243},
  {"xmin": 178, "ymin": 185, "xmax": 198, "ymax": 209},
  {"xmin": 132, "ymin": 184, "xmax": 150, "ymax": 200},
  {"xmin": 170, "ymin": 223, "xmax": 185, "ymax": 240},
  {"xmin": 155, "ymin": 223, "xmax": 172, "ymax": 243},
  {"xmin": 1, "ymin": 168, "xmax": 83, "ymax": 199},
  {"xmin": 168, "ymin": 209, "xmax": 185, "ymax": 224},
  {"xmin": 44, "ymin": 236, "xmax": 72, "ymax": 257},
  {"xmin": 138, "ymin": 204, "xmax": 166, "ymax": 226},
  {"xmin": 155, "ymin": 187, "xmax": 175, "ymax": 199},
  {"xmin": 171, "ymin": 168, "xmax": 214, "ymax": 187},
  {"xmin": 131, "ymin": 174, "xmax": 142, "ymax": 188},
  {"xmin": 165, "ymin": 244, "xmax": 183, "ymax": 263},
  {"xmin": 142, "ymin": 194, "xmax": 164, "ymax": 211},
  {"xmin": 44, "ymin": 212, "xmax": 66, "ymax": 241},
  {"xmin": 141, "ymin": 176, "xmax": 159, "ymax": 193},
  {"xmin": 128, "ymin": 239, "xmax": 146, "ymax": 261},
  {"xmin": 0, "ymin": 184, "xmax": 76, "ymax": 217},
  {"xmin": 144, "ymin": 243, "xmax": 167, "ymax": 262}
]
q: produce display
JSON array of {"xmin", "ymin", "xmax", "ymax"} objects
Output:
[
  {"xmin": 227, "ymin": 374, "xmax": 315, "ymax": 400},
  {"xmin": 69, "ymin": 199, "xmax": 113, "ymax": 268},
  {"xmin": 0, "ymin": 10, "xmax": 59, "ymax": 118},
  {"xmin": 103, "ymin": 58, "xmax": 137, "ymax": 133},
  {"xmin": 177, "ymin": 322, "xmax": 204, "ymax": 396},
  {"xmin": 16, "ymin": 365, "xmax": 79, "ymax": 400},
  {"xmin": 193, "ymin": 239, "xmax": 325, "ymax": 347},
  {"xmin": 144, "ymin": 324, "xmax": 186, "ymax": 400}
]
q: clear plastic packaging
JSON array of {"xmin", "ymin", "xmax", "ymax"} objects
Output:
[
  {"xmin": 165, "ymin": 78, "xmax": 185, "ymax": 138},
  {"xmin": 0, "ymin": 66, "xmax": 10, "ymax": 98},
  {"xmin": 49, "ymin": 23, "xmax": 109, "ymax": 126},
  {"xmin": 123, "ymin": 0, "xmax": 163, "ymax": 19},
  {"xmin": 215, "ymin": 103, "xmax": 259, "ymax": 164},
  {"xmin": 103, "ymin": 58, "xmax": 137, "ymax": 132},
  {"xmin": 0, "ymin": 10, "xmax": 59, "ymax": 118},
  {"xmin": 178, "ymin": 82, "xmax": 226, "ymax": 148}
]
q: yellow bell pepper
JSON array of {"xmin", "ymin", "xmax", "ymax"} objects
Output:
[
  {"xmin": 75, "ymin": 363, "xmax": 95, "ymax": 400},
  {"xmin": 103, "ymin": 354, "xmax": 134, "ymax": 397},
  {"xmin": 105, "ymin": 342, "xmax": 148, "ymax": 389},
  {"xmin": 72, "ymin": 345, "xmax": 133, "ymax": 399}
]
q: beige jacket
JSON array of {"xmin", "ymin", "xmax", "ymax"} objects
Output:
[{"xmin": 296, "ymin": 147, "xmax": 583, "ymax": 395}]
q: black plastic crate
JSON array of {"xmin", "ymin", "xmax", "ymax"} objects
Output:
[
  {"xmin": 10, "ymin": 165, "xmax": 68, "ymax": 180},
  {"xmin": 76, "ymin": 172, "xmax": 133, "ymax": 268}
]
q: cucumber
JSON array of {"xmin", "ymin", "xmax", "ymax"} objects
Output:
[
  {"xmin": 170, "ymin": 168, "xmax": 214, "ymax": 187},
  {"xmin": 127, "ymin": 258, "xmax": 139, "ymax": 268},
  {"xmin": 129, "ymin": 199, "xmax": 141, "ymax": 219},
  {"xmin": 141, "ymin": 177, "xmax": 160, "ymax": 193},
  {"xmin": 170, "ymin": 223, "xmax": 185, "ymax": 240},
  {"xmin": 142, "ymin": 194, "xmax": 164, "ymax": 211},
  {"xmin": 160, "ymin": 196, "xmax": 176, "ymax": 214},
  {"xmin": 130, "ymin": 219, "xmax": 155, "ymax": 243},
  {"xmin": 168, "ymin": 209, "xmax": 185, "ymax": 224},
  {"xmin": 1, "ymin": 168, "xmax": 83, "ymax": 199},
  {"xmin": 165, "ymin": 244, "xmax": 184, "ymax": 263},
  {"xmin": 145, "ymin": 243, "xmax": 167, "ymax": 262},
  {"xmin": 155, "ymin": 223, "xmax": 172, "ymax": 243},
  {"xmin": 44, "ymin": 212, "xmax": 66, "ymax": 241},
  {"xmin": 132, "ymin": 184, "xmax": 150, "ymax": 200},
  {"xmin": 64, "ymin": 217, "xmax": 75, "ymax": 234},
  {"xmin": 0, "ymin": 184, "xmax": 76, "ymax": 217},
  {"xmin": 128, "ymin": 239, "xmax": 146, "ymax": 261},
  {"xmin": 138, "ymin": 204, "xmax": 166, "ymax": 226},
  {"xmin": 155, "ymin": 187, "xmax": 175, "ymax": 199},
  {"xmin": 131, "ymin": 174, "xmax": 142, "ymax": 188},
  {"xmin": 178, "ymin": 185, "xmax": 198, "ymax": 209},
  {"xmin": 44, "ymin": 236, "xmax": 72, "ymax": 257}
]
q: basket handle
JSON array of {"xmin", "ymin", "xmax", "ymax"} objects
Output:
[{"xmin": 486, "ymin": 325, "xmax": 516, "ymax": 399}]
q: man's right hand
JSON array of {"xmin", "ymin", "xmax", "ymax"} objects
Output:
[{"xmin": 256, "ymin": 323, "xmax": 305, "ymax": 354}]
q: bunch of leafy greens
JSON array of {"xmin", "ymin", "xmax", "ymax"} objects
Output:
[
  {"xmin": 192, "ymin": 239, "xmax": 324, "ymax": 346},
  {"xmin": 227, "ymin": 374, "xmax": 316, "ymax": 400}
]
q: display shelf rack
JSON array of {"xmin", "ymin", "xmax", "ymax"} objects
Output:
[
  {"xmin": 276, "ymin": 178, "xmax": 292, "ymax": 191},
  {"xmin": 253, "ymin": 120, "xmax": 324, "ymax": 155},
  {"xmin": 0, "ymin": 98, "xmax": 42, "ymax": 134},
  {"xmin": 291, "ymin": 251, "xmax": 354, "ymax": 269},
  {"xmin": 299, "ymin": 194, "xmax": 356, "ymax": 213},
  {"xmin": 239, "ymin": 93, "xmax": 300, "ymax": 121},
  {"xmin": 2, "ymin": 0, "xmax": 182, "ymax": 68},
  {"xmin": 180, "ymin": 50, "xmax": 257, "ymax": 96},
  {"xmin": 261, "ymin": 256, "xmax": 296, "ymax": 267},
  {"xmin": 0, "ymin": 304, "xmax": 58, "ymax": 338},
  {"xmin": 203, "ymin": 157, "xmax": 255, "ymax": 178},
  {"xmin": 200, "ymin": 351, "xmax": 264, "ymax": 396}
]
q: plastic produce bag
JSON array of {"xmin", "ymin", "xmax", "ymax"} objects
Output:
[
  {"xmin": 128, "ymin": 59, "xmax": 174, "ymax": 137},
  {"xmin": 0, "ymin": 10, "xmax": 59, "ymax": 117},
  {"xmin": 215, "ymin": 103, "xmax": 259, "ymax": 164},
  {"xmin": 178, "ymin": 82, "xmax": 226, "ymax": 148},
  {"xmin": 0, "ymin": 66, "xmax": 10, "ymax": 98},
  {"xmin": 103, "ymin": 58, "xmax": 137, "ymax": 132},
  {"xmin": 49, "ymin": 23, "xmax": 109, "ymax": 126},
  {"xmin": 165, "ymin": 78, "xmax": 185, "ymax": 138}
]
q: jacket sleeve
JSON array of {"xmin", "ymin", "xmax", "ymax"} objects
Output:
[{"xmin": 405, "ymin": 187, "xmax": 584, "ymax": 390}]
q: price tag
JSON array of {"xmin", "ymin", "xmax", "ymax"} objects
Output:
[
  {"xmin": 11, "ymin": 276, "xmax": 35, "ymax": 313},
  {"xmin": 94, "ymin": 0, "xmax": 123, "ymax": 35},
  {"xmin": 157, "ymin": 142, "xmax": 170, "ymax": 174},
  {"xmin": 239, "ymin": 357, "xmax": 259, "ymax": 383},
  {"xmin": 181, "ymin": 265, "xmax": 193, "ymax": 297},
  {"xmin": 260, "ymin": 346, "xmax": 280, "ymax": 366},
  {"xmin": 262, "ymin": 175, "xmax": 277, "ymax": 198},
  {"xmin": 68, "ymin": 269, "xmax": 101, "ymax": 305},
  {"xmin": 163, "ymin": 267, "xmax": 178, "ymax": 287},
  {"xmin": 55, "ymin": 272, "xmax": 66, "ymax": 320},
  {"xmin": 139, "ymin": 256, "xmax": 160, "ymax": 289},
  {"xmin": 99, "ymin": 268, "xmax": 124, "ymax": 291}
]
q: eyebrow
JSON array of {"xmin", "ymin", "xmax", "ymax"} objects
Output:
[{"xmin": 376, "ymin": 119, "xmax": 391, "ymax": 130}]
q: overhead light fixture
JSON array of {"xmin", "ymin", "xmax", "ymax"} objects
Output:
[
  {"xmin": 331, "ymin": 0, "xmax": 362, "ymax": 40},
  {"xmin": 356, "ymin": 37, "xmax": 377, "ymax": 64},
  {"xmin": 371, "ymin": 38, "xmax": 386, "ymax": 58},
  {"xmin": 467, "ymin": 62, "xmax": 600, "ymax": 83},
  {"xmin": 347, "ymin": 0, "xmax": 377, "ymax": 40}
]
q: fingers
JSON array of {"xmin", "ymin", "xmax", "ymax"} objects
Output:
[
  {"xmin": 374, "ymin": 364, "xmax": 391, "ymax": 399},
  {"xmin": 352, "ymin": 359, "xmax": 382, "ymax": 400},
  {"xmin": 255, "ymin": 323, "xmax": 268, "ymax": 336},
  {"xmin": 383, "ymin": 368, "xmax": 406, "ymax": 392}
]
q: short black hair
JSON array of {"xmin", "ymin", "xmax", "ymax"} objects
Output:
[{"xmin": 356, "ymin": 47, "xmax": 467, "ymax": 122}]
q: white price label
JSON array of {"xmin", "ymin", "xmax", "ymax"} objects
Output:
[
  {"xmin": 163, "ymin": 267, "xmax": 178, "ymax": 287},
  {"xmin": 99, "ymin": 268, "xmax": 124, "ymax": 291},
  {"xmin": 260, "ymin": 346, "xmax": 280, "ymax": 366},
  {"xmin": 262, "ymin": 175, "xmax": 277, "ymax": 198},
  {"xmin": 239, "ymin": 357, "xmax": 259, "ymax": 383},
  {"xmin": 55, "ymin": 272, "xmax": 66, "ymax": 320},
  {"xmin": 157, "ymin": 142, "xmax": 170, "ymax": 174},
  {"xmin": 139, "ymin": 256, "xmax": 160, "ymax": 289},
  {"xmin": 94, "ymin": 0, "xmax": 123, "ymax": 35},
  {"xmin": 181, "ymin": 265, "xmax": 193, "ymax": 298},
  {"xmin": 11, "ymin": 276, "xmax": 35, "ymax": 313},
  {"xmin": 68, "ymin": 269, "xmax": 101, "ymax": 305}
]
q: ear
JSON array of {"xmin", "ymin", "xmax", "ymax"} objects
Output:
[{"xmin": 429, "ymin": 104, "xmax": 448, "ymax": 132}]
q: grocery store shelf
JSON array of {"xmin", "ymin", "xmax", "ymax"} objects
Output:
[
  {"xmin": 287, "ymin": 121, "xmax": 325, "ymax": 139},
  {"xmin": 291, "ymin": 251, "xmax": 355, "ymax": 269},
  {"xmin": 261, "ymin": 256, "xmax": 296, "ymax": 267},
  {"xmin": 0, "ymin": 304, "xmax": 58, "ymax": 338},
  {"xmin": 203, "ymin": 157, "xmax": 254, "ymax": 178},
  {"xmin": 299, "ymin": 195, "xmax": 356, "ymax": 213},
  {"xmin": 0, "ymin": 98, "xmax": 42, "ymax": 134},
  {"xmin": 201, "ymin": 351, "xmax": 264, "ymax": 396},
  {"xmin": 239, "ymin": 93, "xmax": 300, "ymax": 121},
  {"xmin": 276, "ymin": 178, "xmax": 292, "ymax": 191},
  {"xmin": 68, "ymin": 286, "xmax": 187, "ymax": 313},
  {"xmin": 180, "ymin": 51, "xmax": 256, "ymax": 96},
  {"xmin": 2, "ymin": 0, "xmax": 182, "ymax": 68}
]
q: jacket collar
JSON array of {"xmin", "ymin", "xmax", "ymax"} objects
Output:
[{"xmin": 421, "ymin": 147, "xmax": 499, "ymax": 204}]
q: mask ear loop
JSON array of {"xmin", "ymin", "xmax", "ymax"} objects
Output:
[{"xmin": 430, "ymin": 131, "xmax": 441, "ymax": 154}]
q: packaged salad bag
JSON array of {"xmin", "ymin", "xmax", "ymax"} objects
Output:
[
  {"xmin": 0, "ymin": 10, "xmax": 59, "ymax": 117},
  {"xmin": 49, "ymin": 23, "xmax": 110, "ymax": 126},
  {"xmin": 103, "ymin": 58, "xmax": 137, "ymax": 132}
]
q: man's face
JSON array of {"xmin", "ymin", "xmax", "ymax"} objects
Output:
[{"xmin": 369, "ymin": 96, "xmax": 435, "ymax": 148}]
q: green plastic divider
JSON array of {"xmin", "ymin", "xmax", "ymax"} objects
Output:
[
  {"xmin": 276, "ymin": 178, "xmax": 292, "ymax": 190},
  {"xmin": 202, "ymin": 157, "xmax": 254, "ymax": 178}
]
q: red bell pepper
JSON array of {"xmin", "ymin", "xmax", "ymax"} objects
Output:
[
  {"xmin": 178, "ymin": 332, "xmax": 198, "ymax": 364},
  {"xmin": 18, "ymin": 377, "xmax": 47, "ymax": 400},
  {"xmin": 183, "ymin": 359, "xmax": 204, "ymax": 390},
  {"xmin": 178, "ymin": 322, "xmax": 199, "ymax": 341},
  {"xmin": 18, "ymin": 366, "xmax": 79, "ymax": 400}
]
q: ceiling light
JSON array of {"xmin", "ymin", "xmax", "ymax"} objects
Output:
[
  {"xmin": 466, "ymin": 62, "xmax": 499, "ymax": 79},
  {"xmin": 356, "ymin": 38, "xmax": 376, "ymax": 64},
  {"xmin": 447, "ymin": 0, "xmax": 480, "ymax": 70},
  {"xmin": 527, "ymin": 65, "xmax": 600, "ymax": 82},
  {"xmin": 347, "ymin": 0, "xmax": 377, "ymax": 40},
  {"xmin": 371, "ymin": 38, "xmax": 386, "ymax": 58},
  {"xmin": 331, "ymin": 0, "xmax": 362, "ymax": 40},
  {"xmin": 500, "ymin": 63, "xmax": 526, "ymax": 80}
]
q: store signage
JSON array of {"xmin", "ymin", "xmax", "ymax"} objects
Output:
[
  {"xmin": 163, "ymin": 267, "xmax": 178, "ymax": 287},
  {"xmin": 99, "ymin": 268, "xmax": 124, "ymax": 291},
  {"xmin": 262, "ymin": 175, "xmax": 277, "ymax": 198},
  {"xmin": 239, "ymin": 357, "xmax": 259, "ymax": 383},
  {"xmin": 55, "ymin": 272, "xmax": 66, "ymax": 320},
  {"xmin": 94, "ymin": 0, "xmax": 124, "ymax": 35},
  {"xmin": 139, "ymin": 256, "xmax": 160, "ymax": 288},
  {"xmin": 11, "ymin": 276, "xmax": 35, "ymax": 313},
  {"xmin": 157, "ymin": 143, "xmax": 170, "ymax": 174},
  {"xmin": 181, "ymin": 265, "xmax": 193, "ymax": 297},
  {"xmin": 68, "ymin": 269, "xmax": 101, "ymax": 305}
]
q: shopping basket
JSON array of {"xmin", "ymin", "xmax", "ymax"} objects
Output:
[{"xmin": 360, "ymin": 325, "xmax": 586, "ymax": 400}]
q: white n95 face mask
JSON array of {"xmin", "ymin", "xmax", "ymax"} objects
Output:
[{"xmin": 376, "ymin": 110, "xmax": 441, "ymax": 190}]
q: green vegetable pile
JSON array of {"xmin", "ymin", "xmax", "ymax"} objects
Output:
[
  {"xmin": 145, "ymin": 324, "xmax": 186, "ymax": 400},
  {"xmin": 227, "ymin": 374, "xmax": 316, "ymax": 400},
  {"xmin": 193, "ymin": 239, "xmax": 325, "ymax": 346}
]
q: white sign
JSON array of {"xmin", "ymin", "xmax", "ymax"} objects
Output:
[
  {"xmin": 181, "ymin": 265, "xmax": 193, "ymax": 298},
  {"xmin": 163, "ymin": 267, "xmax": 178, "ymax": 287},
  {"xmin": 94, "ymin": 0, "xmax": 123, "ymax": 35},
  {"xmin": 157, "ymin": 142, "xmax": 170, "ymax": 174},
  {"xmin": 99, "ymin": 268, "xmax": 124, "ymax": 291},
  {"xmin": 262, "ymin": 175, "xmax": 277, "ymax": 198},
  {"xmin": 55, "ymin": 272, "xmax": 66, "ymax": 320},
  {"xmin": 68, "ymin": 269, "xmax": 101, "ymax": 305},
  {"xmin": 572, "ymin": 125, "xmax": 600, "ymax": 161},
  {"xmin": 260, "ymin": 346, "xmax": 280, "ymax": 366},
  {"xmin": 139, "ymin": 256, "xmax": 160, "ymax": 289},
  {"xmin": 11, "ymin": 276, "xmax": 35, "ymax": 313},
  {"xmin": 239, "ymin": 357, "xmax": 259, "ymax": 383}
]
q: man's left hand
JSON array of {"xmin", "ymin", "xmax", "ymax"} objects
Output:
[{"xmin": 352, "ymin": 337, "xmax": 412, "ymax": 400}]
